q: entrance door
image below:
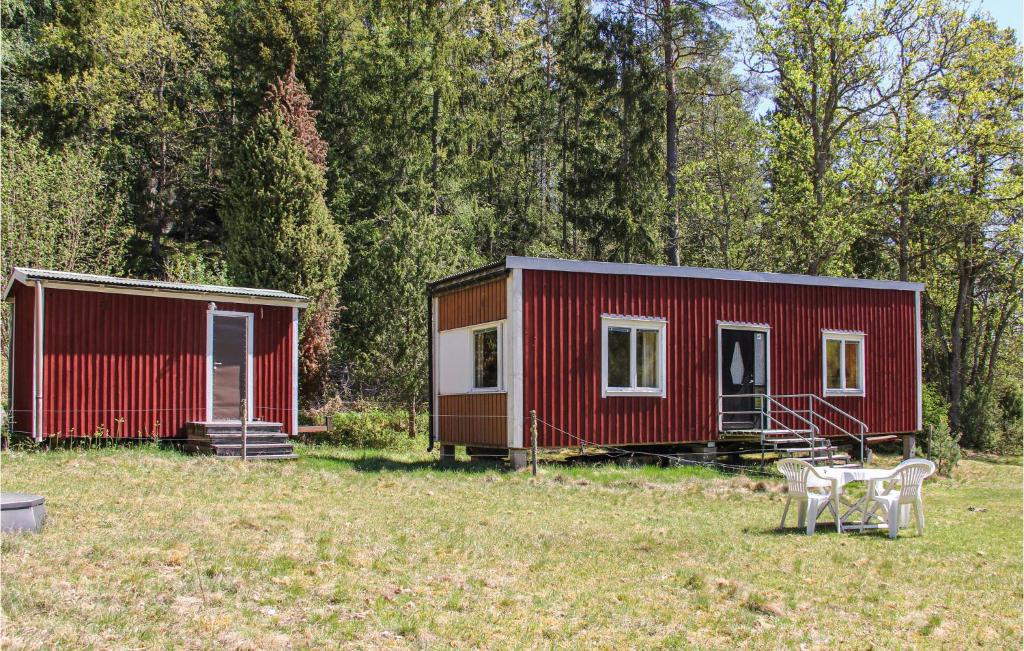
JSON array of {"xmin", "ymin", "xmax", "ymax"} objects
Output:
[
  {"xmin": 210, "ymin": 313, "xmax": 251, "ymax": 421},
  {"xmin": 719, "ymin": 327, "xmax": 768, "ymax": 430}
]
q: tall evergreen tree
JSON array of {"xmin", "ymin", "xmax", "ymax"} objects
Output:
[{"xmin": 221, "ymin": 72, "xmax": 347, "ymax": 400}]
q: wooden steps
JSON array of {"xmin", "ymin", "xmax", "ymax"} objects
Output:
[{"xmin": 183, "ymin": 422, "xmax": 296, "ymax": 460}]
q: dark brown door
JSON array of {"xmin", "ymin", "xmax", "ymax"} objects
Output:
[{"xmin": 212, "ymin": 315, "xmax": 247, "ymax": 420}]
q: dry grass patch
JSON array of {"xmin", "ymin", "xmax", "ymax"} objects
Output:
[{"xmin": 1, "ymin": 445, "xmax": 1021, "ymax": 649}]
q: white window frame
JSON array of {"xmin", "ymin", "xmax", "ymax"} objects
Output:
[
  {"xmin": 470, "ymin": 321, "xmax": 503, "ymax": 392},
  {"xmin": 206, "ymin": 309, "xmax": 255, "ymax": 421},
  {"xmin": 822, "ymin": 330, "xmax": 866, "ymax": 397},
  {"xmin": 601, "ymin": 316, "xmax": 667, "ymax": 398}
]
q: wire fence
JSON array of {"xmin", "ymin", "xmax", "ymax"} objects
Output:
[
  {"xmin": 2, "ymin": 403, "xmax": 792, "ymax": 478},
  {"xmin": 532, "ymin": 416, "xmax": 781, "ymax": 478}
]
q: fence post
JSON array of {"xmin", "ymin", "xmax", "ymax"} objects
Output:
[
  {"xmin": 240, "ymin": 398, "xmax": 248, "ymax": 461},
  {"xmin": 927, "ymin": 424, "xmax": 934, "ymax": 459},
  {"xmin": 530, "ymin": 410, "xmax": 538, "ymax": 477}
]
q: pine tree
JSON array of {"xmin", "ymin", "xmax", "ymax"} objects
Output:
[{"xmin": 222, "ymin": 73, "xmax": 347, "ymax": 400}]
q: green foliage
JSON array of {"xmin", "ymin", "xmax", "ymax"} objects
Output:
[
  {"xmin": 1, "ymin": 0, "xmax": 1019, "ymax": 449},
  {"xmin": 160, "ymin": 243, "xmax": 229, "ymax": 285},
  {"xmin": 222, "ymin": 108, "xmax": 346, "ymax": 300},
  {"xmin": 5, "ymin": 0, "xmax": 227, "ymax": 267},
  {"xmin": 340, "ymin": 201, "xmax": 478, "ymax": 405},
  {"xmin": 222, "ymin": 85, "xmax": 348, "ymax": 401},
  {"xmin": 918, "ymin": 424, "xmax": 961, "ymax": 477},
  {"xmin": 920, "ymin": 383, "xmax": 950, "ymax": 433},
  {"xmin": 317, "ymin": 409, "xmax": 429, "ymax": 450},
  {"xmin": 1, "ymin": 130, "xmax": 130, "ymax": 276}
]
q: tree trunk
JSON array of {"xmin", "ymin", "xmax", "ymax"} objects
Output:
[
  {"xmin": 430, "ymin": 87, "xmax": 440, "ymax": 216},
  {"xmin": 662, "ymin": 3, "xmax": 679, "ymax": 266},
  {"xmin": 407, "ymin": 398, "xmax": 417, "ymax": 439},
  {"xmin": 947, "ymin": 256, "xmax": 972, "ymax": 434}
]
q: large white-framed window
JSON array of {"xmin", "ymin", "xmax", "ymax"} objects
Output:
[
  {"xmin": 601, "ymin": 315, "xmax": 667, "ymax": 398},
  {"xmin": 822, "ymin": 330, "xmax": 865, "ymax": 396},
  {"xmin": 471, "ymin": 322, "xmax": 502, "ymax": 391}
]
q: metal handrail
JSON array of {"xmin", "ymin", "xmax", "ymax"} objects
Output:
[
  {"xmin": 718, "ymin": 392, "xmax": 868, "ymax": 465},
  {"xmin": 771, "ymin": 393, "xmax": 869, "ymax": 429},
  {"xmin": 807, "ymin": 394, "xmax": 866, "ymax": 462},
  {"xmin": 746, "ymin": 392, "xmax": 867, "ymax": 463},
  {"xmin": 718, "ymin": 393, "xmax": 822, "ymax": 461}
]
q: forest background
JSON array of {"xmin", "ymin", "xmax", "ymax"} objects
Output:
[{"xmin": 2, "ymin": 0, "xmax": 1020, "ymax": 450}]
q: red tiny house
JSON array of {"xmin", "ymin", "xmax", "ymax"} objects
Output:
[
  {"xmin": 430, "ymin": 257, "xmax": 923, "ymax": 459},
  {"xmin": 5, "ymin": 269, "xmax": 306, "ymax": 442}
]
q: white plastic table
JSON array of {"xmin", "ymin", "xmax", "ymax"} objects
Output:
[{"xmin": 816, "ymin": 467, "xmax": 900, "ymax": 531}]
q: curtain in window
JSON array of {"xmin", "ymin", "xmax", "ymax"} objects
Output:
[{"xmin": 636, "ymin": 329, "xmax": 659, "ymax": 388}]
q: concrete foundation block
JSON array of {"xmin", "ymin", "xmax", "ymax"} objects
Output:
[
  {"xmin": 903, "ymin": 433, "xmax": 916, "ymax": 460},
  {"xmin": 440, "ymin": 444, "xmax": 456, "ymax": 465},
  {"xmin": 509, "ymin": 449, "xmax": 529, "ymax": 470}
]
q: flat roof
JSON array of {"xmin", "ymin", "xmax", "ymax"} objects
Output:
[
  {"xmin": 4, "ymin": 267, "xmax": 309, "ymax": 306},
  {"xmin": 431, "ymin": 257, "xmax": 924, "ymax": 293}
]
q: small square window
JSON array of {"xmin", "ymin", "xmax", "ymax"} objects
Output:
[
  {"xmin": 823, "ymin": 332, "xmax": 865, "ymax": 396},
  {"xmin": 601, "ymin": 317, "xmax": 667, "ymax": 397}
]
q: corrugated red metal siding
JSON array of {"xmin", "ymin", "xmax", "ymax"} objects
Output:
[
  {"xmin": 39, "ymin": 288, "xmax": 296, "ymax": 438},
  {"xmin": 9, "ymin": 282, "xmax": 37, "ymax": 437},
  {"xmin": 438, "ymin": 276, "xmax": 507, "ymax": 330},
  {"xmin": 438, "ymin": 394, "xmax": 507, "ymax": 446},
  {"xmin": 522, "ymin": 270, "xmax": 918, "ymax": 448}
]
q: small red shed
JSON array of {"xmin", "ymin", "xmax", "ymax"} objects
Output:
[
  {"xmin": 4, "ymin": 268, "xmax": 307, "ymax": 442},
  {"xmin": 428, "ymin": 257, "xmax": 924, "ymax": 466}
]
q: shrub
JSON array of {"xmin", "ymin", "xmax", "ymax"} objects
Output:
[
  {"xmin": 920, "ymin": 382, "xmax": 949, "ymax": 432},
  {"xmin": 310, "ymin": 409, "xmax": 430, "ymax": 450},
  {"xmin": 918, "ymin": 424, "xmax": 961, "ymax": 477}
]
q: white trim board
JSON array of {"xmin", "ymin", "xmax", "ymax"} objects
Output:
[
  {"xmin": 600, "ymin": 316, "xmax": 668, "ymax": 398},
  {"xmin": 291, "ymin": 307, "xmax": 300, "ymax": 437},
  {"xmin": 821, "ymin": 331, "xmax": 866, "ymax": 397},
  {"xmin": 33, "ymin": 281, "xmax": 45, "ymax": 441},
  {"xmin": 505, "ymin": 256, "xmax": 925, "ymax": 292},
  {"xmin": 206, "ymin": 309, "xmax": 255, "ymax": 421},
  {"xmin": 507, "ymin": 269, "xmax": 524, "ymax": 449},
  {"xmin": 915, "ymin": 291, "xmax": 923, "ymax": 430}
]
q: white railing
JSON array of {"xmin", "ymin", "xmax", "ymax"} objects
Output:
[
  {"xmin": 719, "ymin": 392, "xmax": 867, "ymax": 463},
  {"xmin": 718, "ymin": 393, "xmax": 823, "ymax": 460}
]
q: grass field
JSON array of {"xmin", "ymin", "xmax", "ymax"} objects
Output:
[{"xmin": 1, "ymin": 445, "xmax": 1021, "ymax": 649}]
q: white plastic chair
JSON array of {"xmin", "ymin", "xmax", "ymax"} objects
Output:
[
  {"xmin": 777, "ymin": 458, "xmax": 842, "ymax": 535},
  {"xmin": 867, "ymin": 458, "xmax": 935, "ymax": 539}
]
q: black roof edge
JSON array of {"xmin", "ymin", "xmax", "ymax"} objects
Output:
[{"xmin": 427, "ymin": 259, "xmax": 508, "ymax": 295}]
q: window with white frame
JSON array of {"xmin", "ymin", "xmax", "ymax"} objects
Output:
[
  {"xmin": 823, "ymin": 331, "xmax": 865, "ymax": 396},
  {"xmin": 601, "ymin": 316, "xmax": 667, "ymax": 397},
  {"xmin": 473, "ymin": 325, "xmax": 500, "ymax": 390}
]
